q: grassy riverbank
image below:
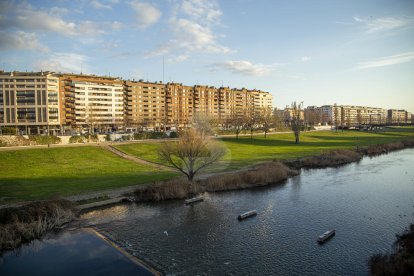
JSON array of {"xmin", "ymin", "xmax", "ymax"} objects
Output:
[
  {"xmin": 0, "ymin": 146, "xmax": 176, "ymax": 203},
  {"xmin": 1, "ymin": 128, "xmax": 413, "ymax": 203},
  {"xmin": 116, "ymin": 128, "xmax": 414, "ymax": 170}
]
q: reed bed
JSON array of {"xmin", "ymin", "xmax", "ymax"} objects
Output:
[
  {"xmin": 0, "ymin": 200, "xmax": 76, "ymax": 253},
  {"xmin": 134, "ymin": 161, "xmax": 297, "ymax": 201},
  {"xmin": 369, "ymin": 223, "xmax": 414, "ymax": 275}
]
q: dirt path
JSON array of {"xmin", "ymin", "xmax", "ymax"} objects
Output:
[{"xmin": 102, "ymin": 145, "xmax": 175, "ymax": 171}]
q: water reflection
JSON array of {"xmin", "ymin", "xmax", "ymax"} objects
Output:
[
  {"xmin": 82, "ymin": 148, "xmax": 414, "ymax": 275},
  {"xmin": 0, "ymin": 229, "xmax": 153, "ymax": 276}
]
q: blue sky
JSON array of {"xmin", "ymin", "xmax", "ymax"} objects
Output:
[{"xmin": 0, "ymin": 0, "xmax": 413, "ymax": 111}]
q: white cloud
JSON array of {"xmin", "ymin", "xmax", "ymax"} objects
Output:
[
  {"xmin": 129, "ymin": 1, "xmax": 162, "ymax": 29},
  {"xmin": 0, "ymin": 31, "xmax": 48, "ymax": 52},
  {"xmin": 301, "ymin": 56, "xmax": 311, "ymax": 62},
  {"xmin": 355, "ymin": 51, "xmax": 414, "ymax": 70},
  {"xmin": 181, "ymin": 0, "xmax": 222, "ymax": 23},
  {"xmin": 210, "ymin": 60, "xmax": 276, "ymax": 76},
  {"xmin": 91, "ymin": 0, "xmax": 112, "ymax": 9},
  {"xmin": 0, "ymin": 2, "xmax": 121, "ymax": 36},
  {"xmin": 354, "ymin": 16, "xmax": 412, "ymax": 33},
  {"xmin": 146, "ymin": 0, "xmax": 232, "ymax": 57},
  {"xmin": 34, "ymin": 53, "xmax": 89, "ymax": 73},
  {"xmin": 170, "ymin": 18, "xmax": 231, "ymax": 53}
]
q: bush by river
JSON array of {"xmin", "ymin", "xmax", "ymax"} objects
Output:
[
  {"xmin": 370, "ymin": 223, "xmax": 414, "ymax": 275},
  {"xmin": 0, "ymin": 199, "xmax": 76, "ymax": 253}
]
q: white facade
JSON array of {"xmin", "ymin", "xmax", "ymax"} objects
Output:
[{"xmin": 72, "ymin": 81, "xmax": 124, "ymax": 127}]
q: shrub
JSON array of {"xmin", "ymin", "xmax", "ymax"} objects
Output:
[
  {"xmin": 0, "ymin": 200, "xmax": 76, "ymax": 252},
  {"xmin": 0, "ymin": 127, "xmax": 17, "ymax": 135},
  {"xmin": 203, "ymin": 162, "xmax": 296, "ymax": 192},
  {"xmin": 169, "ymin": 131, "xmax": 178, "ymax": 138},
  {"xmin": 369, "ymin": 224, "xmax": 414, "ymax": 275},
  {"xmin": 89, "ymin": 134, "xmax": 99, "ymax": 142},
  {"xmin": 105, "ymin": 134, "xmax": 111, "ymax": 141},
  {"xmin": 69, "ymin": 135, "xmax": 86, "ymax": 143},
  {"xmin": 28, "ymin": 135, "xmax": 61, "ymax": 145},
  {"xmin": 299, "ymin": 149, "xmax": 363, "ymax": 168},
  {"xmin": 361, "ymin": 142, "xmax": 405, "ymax": 157},
  {"xmin": 121, "ymin": 135, "xmax": 131, "ymax": 141},
  {"xmin": 133, "ymin": 161, "xmax": 297, "ymax": 202},
  {"xmin": 134, "ymin": 179, "xmax": 200, "ymax": 201}
]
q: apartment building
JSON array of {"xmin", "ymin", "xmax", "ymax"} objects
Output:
[
  {"xmin": 60, "ymin": 74, "xmax": 124, "ymax": 133},
  {"xmin": 0, "ymin": 71, "xmax": 61, "ymax": 135},
  {"xmin": 0, "ymin": 70, "xmax": 273, "ymax": 133},
  {"xmin": 125, "ymin": 80, "xmax": 166, "ymax": 131},
  {"xmin": 282, "ymin": 107, "xmax": 305, "ymax": 123},
  {"xmin": 194, "ymin": 85, "xmax": 220, "ymax": 120},
  {"xmin": 387, "ymin": 109, "xmax": 411, "ymax": 124},
  {"xmin": 166, "ymin": 83, "xmax": 195, "ymax": 128}
]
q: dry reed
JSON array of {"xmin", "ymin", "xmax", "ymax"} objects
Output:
[{"xmin": 0, "ymin": 200, "xmax": 76, "ymax": 253}]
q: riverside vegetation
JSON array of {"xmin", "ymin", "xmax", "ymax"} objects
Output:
[
  {"xmin": 370, "ymin": 223, "xmax": 414, "ymax": 275},
  {"xmin": 0, "ymin": 199, "xmax": 76, "ymax": 253}
]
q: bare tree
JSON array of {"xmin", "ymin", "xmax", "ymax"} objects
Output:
[
  {"xmin": 245, "ymin": 112, "xmax": 260, "ymax": 140},
  {"xmin": 158, "ymin": 128, "xmax": 226, "ymax": 182},
  {"xmin": 192, "ymin": 112, "xmax": 215, "ymax": 136},
  {"xmin": 228, "ymin": 112, "xmax": 247, "ymax": 139},
  {"xmin": 333, "ymin": 103, "xmax": 339, "ymax": 132},
  {"xmin": 290, "ymin": 101, "xmax": 303, "ymax": 144},
  {"xmin": 272, "ymin": 109, "xmax": 285, "ymax": 131},
  {"xmin": 357, "ymin": 109, "xmax": 362, "ymax": 129},
  {"xmin": 260, "ymin": 107, "xmax": 274, "ymax": 138},
  {"xmin": 85, "ymin": 103, "xmax": 98, "ymax": 134}
]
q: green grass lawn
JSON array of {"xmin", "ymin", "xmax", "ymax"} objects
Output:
[
  {"xmin": 116, "ymin": 128, "xmax": 414, "ymax": 170},
  {"xmin": 0, "ymin": 146, "xmax": 177, "ymax": 203},
  {"xmin": 2, "ymin": 128, "xmax": 414, "ymax": 203}
]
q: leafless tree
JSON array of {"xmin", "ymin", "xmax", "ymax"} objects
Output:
[
  {"xmin": 340, "ymin": 106, "xmax": 345, "ymax": 132},
  {"xmin": 333, "ymin": 103, "xmax": 339, "ymax": 132},
  {"xmin": 85, "ymin": 103, "xmax": 98, "ymax": 134},
  {"xmin": 192, "ymin": 112, "xmax": 215, "ymax": 136},
  {"xmin": 245, "ymin": 112, "xmax": 260, "ymax": 140},
  {"xmin": 260, "ymin": 107, "xmax": 274, "ymax": 138},
  {"xmin": 272, "ymin": 109, "xmax": 285, "ymax": 130},
  {"xmin": 159, "ymin": 128, "xmax": 226, "ymax": 182},
  {"xmin": 228, "ymin": 112, "xmax": 247, "ymax": 139},
  {"xmin": 290, "ymin": 101, "xmax": 303, "ymax": 144}
]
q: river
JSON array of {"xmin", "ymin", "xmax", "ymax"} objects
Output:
[{"xmin": 2, "ymin": 148, "xmax": 414, "ymax": 275}]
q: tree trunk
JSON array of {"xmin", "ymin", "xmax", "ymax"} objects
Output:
[{"xmin": 188, "ymin": 172, "xmax": 194, "ymax": 182}]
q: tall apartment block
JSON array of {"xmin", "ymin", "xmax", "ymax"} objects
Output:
[
  {"xmin": 60, "ymin": 74, "xmax": 124, "ymax": 133},
  {"xmin": 0, "ymin": 71, "xmax": 61, "ymax": 135},
  {"xmin": 124, "ymin": 80, "xmax": 166, "ymax": 130},
  {"xmin": 0, "ymin": 70, "xmax": 273, "ymax": 134}
]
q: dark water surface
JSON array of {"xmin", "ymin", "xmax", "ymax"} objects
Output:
[
  {"xmin": 1, "ymin": 149, "xmax": 414, "ymax": 275},
  {"xmin": 0, "ymin": 229, "xmax": 153, "ymax": 276},
  {"xmin": 83, "ymin": 149, "xmax": 414, "ymax": 275}
]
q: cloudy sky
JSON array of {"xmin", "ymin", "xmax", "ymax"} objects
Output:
[{"xmin": 0, "ymin": 0, "xmax": 413, "ymax": 111}]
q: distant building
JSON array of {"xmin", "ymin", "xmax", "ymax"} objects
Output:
[{"xmin": 387, "ymin": 109, "xmax": 411, "ymax": 124}]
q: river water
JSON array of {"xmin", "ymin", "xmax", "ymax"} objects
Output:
[
  {"xmin": 82, "ymin": 148, "xmax": 414, "ymax": 275},
  {"xmin": 1, "ymin": 149, "xmax": 414, "ymax": 275}
]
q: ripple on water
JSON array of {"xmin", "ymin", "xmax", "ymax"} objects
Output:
[{"xmin": 85, "ymin": 148, "xmax": 414, "ymax": 275}]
